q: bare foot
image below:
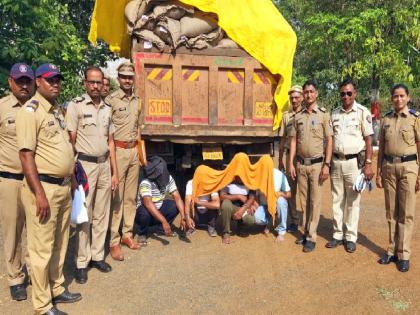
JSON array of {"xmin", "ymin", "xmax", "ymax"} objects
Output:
[
  {"xmin": 275, "ymin": 234, "xmax": 285, "ymax": 243},
  {"xmin": 222, "ymin": 234, "xmax": 231, "ymax": 244},
  {"xmin": 263, "ymin": 227, "xmax": 270, "ymax": 237}
]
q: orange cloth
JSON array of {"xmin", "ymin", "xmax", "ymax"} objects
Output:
[{"xmin": 192, "ymin": 153, "xmax": 276, "ymax": 219}]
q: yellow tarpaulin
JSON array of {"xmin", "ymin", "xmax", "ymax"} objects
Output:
[
  {"xmin": 88, "ymin": 0, "xmax": 131, "ymax": 56},
  {"xmin": 88, "ymin": 0, "xmax": 297, "ymax": 129}
]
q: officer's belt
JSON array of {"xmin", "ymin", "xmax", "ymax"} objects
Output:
[
  {"xmin": 78, "ymin": 152, "xmax": 109, "ymax": 163},
  {"xmin": 297, "ymin": 156, "xmax": 323, "ymax": 166},
  {"xmin": 0, "ymin": 171, "xmax": 24, "ymax": 181},
  {"xmin": 333, "ymin": 153, "xmax": 358, "ymax": 161},
  {"xmin": 384, "ymin": 154, "xmax": 417, "ymax": 164},
  {"xmin": 115, "ymin": 140, "xmax": 137, "ymax": 149},
  {"xmin": 39, "ymin": 174, "xmax": 71, "ymax": 186}
]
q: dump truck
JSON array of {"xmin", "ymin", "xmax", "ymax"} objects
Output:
[{"xmin": 132, "ymin": 43, "xmax": 280, "ymax": 173}]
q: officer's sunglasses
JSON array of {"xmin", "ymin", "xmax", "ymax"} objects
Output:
[
  {"xmin": 340, "ymin": 91, "xmax": 353, "ymax": 97},
  {"xmin": 43, "ymin": 77, "xmax": 61, "ymax": 85},
  {"xmin": 14, "ymin": 77, "xmax": 33, "ymax": 85}
]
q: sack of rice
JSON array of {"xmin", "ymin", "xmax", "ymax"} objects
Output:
[
  {"xmin": 134, "ymin": 29, "xmax": 166, "ymax": 51},
  {"xmin": 185, "ymin": 28, "xmax": 223, "ymax": 50},
  {"xmin": 125, "ymin": 0, "xmax": 142, "ymax": 34},
  {"xmin": 132, "ymin": 38, "xmax": 154, "ymax": 52},
  {"xmin": 152, "ymin": 1, "xmax": 194, "ymax": 20},
  {"xmin": 215, "ymin": 38, "xmax": 239, "ymax": 49},
  {"xmin": 154, "ymin": 18, "xmax": 181, "ymax": 49},
  {"xmin": 134, "ymin": 14, "xmax": 156, "ymax": 32},
  {"xmin": 180, "ymin": 12, "xmax": 218, "ymax": 38}
]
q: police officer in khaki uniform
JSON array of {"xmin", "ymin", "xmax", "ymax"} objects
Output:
[
  {"xmin": 326, "ymin": 79, "xmax": 374, "ymax": 253},
  {"xmin": 16, "ymin": 63, "xmax": 81, "ymax": 315},
  {"xmin": 106, "ymin": 62, "xmax": 142, "ymax": 261},
  {"xmin": 101, "ymin": 76, "xmax": 111, "ymax": 100},
  {"xmin": 66, "ymin": 66, "xmax": 118, "ymax": 284},
  {"xmin": 0, "ymin": 63, "xmax": 35, "ymax": 301},
  {"xmin": 278, "ymin": 85, "xmax": 303, "ymax": 233},
  {"xmin": 289, "ymin": 80, "xmax": 333, "ymax": 253},
  {"xmin": 376, "ymin": 84, "xmax": 420, "ymax": 273}
]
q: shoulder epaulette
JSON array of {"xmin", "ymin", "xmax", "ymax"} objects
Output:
[
  {"xmin": 25, "ymin": 100, "xmax": 39, "ymax": 112},
  {"xmin": 104, "ymin": 100, "xmax": 111, "ymax": 107},
  {"xmin": 409, "ymin": 108, "xmax": 420, "ymax": 117},
  {"xmin": 319, "ymin": 107, "xmax": 327, "ymax": 113},
  {"xmin": 383, "ymin": 110, "xmax": 393, "ymax": 118},
  {"xmin": 72, "ymin": 96, "xmax": 85, "ymax": 103}
]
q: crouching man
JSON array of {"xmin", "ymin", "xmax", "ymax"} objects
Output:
[
  {"xmin": 134, "ymin": 156, "xmax": 190, "ymax": 243},
  {"xmin": 184, "ymin": 179, "xmax": 220, "ymax": 237},
  {"xmin": 219, "ymin": 178, "xmax": 256, "ymax": 244},
  {"xmin": 252, "ymin": 168, "xmax": 291, "ymax": 242}
]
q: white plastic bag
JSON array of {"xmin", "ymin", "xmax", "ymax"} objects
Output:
[{"xmin": 71, "ymin": 185, "xmax": 89, "ymax": 224}]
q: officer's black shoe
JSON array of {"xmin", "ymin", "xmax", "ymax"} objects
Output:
[
  {"xmin": 74, "ymin": 268, "xmax": 88, "ymax": 284},
  {"xmin": 52, "ymin": 290, "xmax": 82, "ymax": 304},
  {"xmin": 345, "ymin": 241, "xmax": 356, "ymax": 253},
  {"xmin": 396, "ymin": 260, "xmax": 409, "ymax": 272},
  {"xmin": 89, "ymin": 260, "xmax": 112, "ymax": 273},
  {"xmin": 377, "ymin": 255, "xmax": 397, "ymax": 265},
  {"xmin": 295, "ymin": 237, "xmax": 306, "ymax": 245},
  {"xmin": 10, "ymin": 284, "xmax": 27, "ymax": 301},
  {"xmin": 303, "ymin": 240, "xmax": 316, "ymax": 252},
  {"xmin": 287, "ymin": 223, "xmax": 298, "ymax": 233},
  {"xmin": 42, "ymin": 306, "xmax": 68, "ymax": 315},
  {"xmin": 325, "ymin": 238, "xmax": 343, "ymax": 248}
]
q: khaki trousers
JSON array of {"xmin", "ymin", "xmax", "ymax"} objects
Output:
[
  {"xmin": 76, "ymin": 160, "xmax": 111, "ymax": 268},
  {"xmin": 22, "ymin": 181, "xmax": 71, "ymax": 315},
  {"xmin": 382, "ymin": 160, "xmax": 418, "ymax": 260},
  {"xmin": 285, "ymin": 152, "xmax": 299, "ymax": 225},
  {"xmin": 0, "ymin": 177, "xmax": 29, "ymax": 286},
  {"xmin": 110, "ymin": 147, "xmax": 139, "ymax": 246},
  {"xmin": 220, "ymin": 200, "xmax": 240, "ymax": 234},
  {"xmin": 330, "ymin": 158, "xmax": 361, "ymax": 242},
  {"xmin": 297, "ymin": 162, "xmax": 323, "ymax": 242}
]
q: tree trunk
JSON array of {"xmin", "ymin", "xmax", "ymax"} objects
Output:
[{"xmin": 371, "ymin": 67, "xmax": 380, "ymax": 102}]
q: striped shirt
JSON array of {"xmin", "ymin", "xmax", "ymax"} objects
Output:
[{"xmin": 137, "ymin": 175, "xmax": 178, "ymax": 210}]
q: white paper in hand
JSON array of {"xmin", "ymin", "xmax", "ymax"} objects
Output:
[{"xmin": 71, "ymin": 185, "xmax": 89, "ymax": 224}]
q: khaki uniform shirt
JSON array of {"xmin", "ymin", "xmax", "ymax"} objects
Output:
[
  {"xmin": 331, "ymin": 102, "xmax": 374, "ymax": 155},
  {"xmin": 106, "ymin": 89, "xmax": 141, "ymax": 142},
  {"xmin": 0, "ymin": 94, "xmax": 23, "ymax": 173},
  {"xmin": 289, "ymin": 104, "xmax": 333, "ymax": 158},
  {"xmin": 380, "ymin": 107, "xmax": 420, "ymax": 157},
  {"xmin": 16, "ymin": 92, "xmax": 74, "ymax": 177},
  {"xmin": 66, "ymin": 93, "xmax": 114, "ymax": 156},
  {"xmin": 279, "ymin": 108, "xmax": 301, "ymax": 150}
]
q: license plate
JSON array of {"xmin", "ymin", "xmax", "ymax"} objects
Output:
[
  {"xmin": 202, "ymin": 145, "xmax": 223, "ymax": 160},
  {"xmin": 148, "ymin": 99, "xmax": 172, "ymax": 116},
  {"xmin": 254, "ymin": 101, "xmax": 273, "ymax": 119}
]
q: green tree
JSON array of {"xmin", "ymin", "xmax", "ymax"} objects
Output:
[
  {"xmin": 274, "ymin": 0, "xmax": 419, "ymax": 109},
  {"xmin": 0, "ymin": 0, "xmax": 113, "ymax": 102}
]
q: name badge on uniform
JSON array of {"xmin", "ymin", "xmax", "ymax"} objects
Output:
[
  {"xmin": 298, "ymin": 122, "xmax": 303, "ymax": 125},
  {"xmin": 83, "ymin": 114, "xmax": 93, "ymax": 118},
  {"xmin": 333, "ymin": 119, "xmax": 339, "ymax": 123},
  {"xmin": 119, "ymin": 107, "xmax": 127, "ymax": 112},
  {"xmin": 48, "ymin": 121, "xmax": 55, "ymax": 126},
  {"xmin": 384, "ymin": 124, "xmax": 390, "ymax": 129},
  {"xmin": 7, "ymin": 119, "xmax": 15, "ymax": 124}
]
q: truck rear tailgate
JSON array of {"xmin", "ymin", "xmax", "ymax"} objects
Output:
[{"xmin": 133, "ymin": 50, "xmax": 278, "ymax": 143}]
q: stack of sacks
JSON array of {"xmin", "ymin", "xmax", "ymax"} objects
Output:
[{"xmin": 125, "ymin": 0, "xmax": 239, "ymax": 51}]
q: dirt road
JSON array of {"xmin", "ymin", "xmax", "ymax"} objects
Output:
[{"xmin": 1, "ymin": 181, "xmax": 419, "ymax": 314}]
